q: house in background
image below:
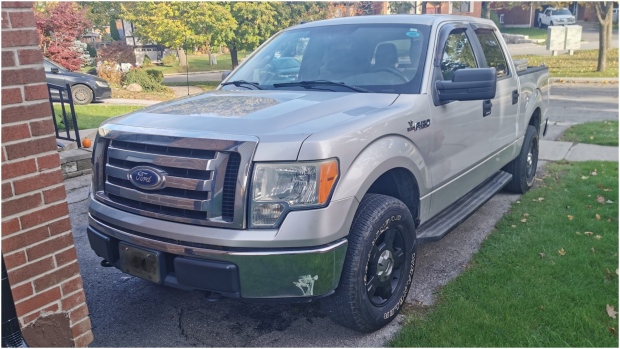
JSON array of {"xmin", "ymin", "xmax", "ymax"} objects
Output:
[
  {"xmin": 491, "ymin": 2, "xmax": 537, "ymax": 28},
  {"xmin": 116, "ymin": 19, "xmax": 162, "ymax": 66}
]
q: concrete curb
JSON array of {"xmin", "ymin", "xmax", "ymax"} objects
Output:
[
  {"xmin": 550, "ymin": 77, "xmax": 619, "ymax": 84},
  {"xmin": 539, "ymin": 140, "xmax": 619, "ymax": 162},
  {"xmin": 163, "ymin": 70, "xmax": 226, "ymax": 77}
]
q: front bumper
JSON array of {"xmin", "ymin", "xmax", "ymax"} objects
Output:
[
  {"xmin": 87, "ymin": 214, "xmax": 348, "ymax": 300},
  {"xmin": 94, "ymin": 85, "xmax": 112, "ymax": 100}
]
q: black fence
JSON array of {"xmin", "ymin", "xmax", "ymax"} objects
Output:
[{"xmin": 48, "ymin": 83, "xmax": 81, "ymax": 149}]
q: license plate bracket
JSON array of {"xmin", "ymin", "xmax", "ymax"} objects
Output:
[{"xmin": 118, "ymin": 242, "xmax": 163, "ymax": 283}]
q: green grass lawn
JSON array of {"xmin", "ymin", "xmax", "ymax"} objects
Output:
[
  {"xmin": 514, "ymin": 49, "xmax": 619, "ymax": 78},
  {"xmin": 392, "ymin": 161, "xmax": 618, "ymax": 347},
  {"xmin": 162, "ymin": 81, "xmax": 220, "ymax": 91},
  {"xmin": 559, "ymin": 121, "xmax": 619, "ymax": 146},
  {"xmin": 53, "ymin": 104, "xmax": 144, "ymax": 130},
  {"xmin": 501, "ymin": 27, "xmax": 548, "ymax": 40},
  {"xmin": 148, "ymin": 52, "xmax": 249, "ymax": 74}
]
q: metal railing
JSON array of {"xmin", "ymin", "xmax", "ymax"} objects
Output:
[{"xmin": 48, "ymin": 83, "xmax": 81, "ymax": 149}]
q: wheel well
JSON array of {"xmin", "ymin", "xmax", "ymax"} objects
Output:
[
  {"xmin": 366, "ymin": 168, "xmax": 420, "ymax": 225},
  {"xmin": 72, "ymin": 83, "xmax": 94, "ymax": 94},
  {"xmin": 528, "ymin": 107, "xmax": 541, "ymax": 133}
]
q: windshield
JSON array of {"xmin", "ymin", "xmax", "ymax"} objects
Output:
[
  {"xmin": 551, "ymin": 9, "xmax": 572, "ymax": 15},
  {"xmin": 224, "ymin": 23, "xmax": 431, "ymax": 94}
]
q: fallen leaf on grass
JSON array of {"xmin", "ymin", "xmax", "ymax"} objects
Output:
[
  {"xmin": 511, "ymin": 225, "xmax": 517, "ymax": 228},
  {"xmin": 607, "ymin": 304, "xmax": 618, "ymax": 319},
  {"xmin": 604, "ymin": 188, "xmax": 612, "ymax": 192},
  {"xmin": 523, "ymin": 213, "xmax": 530, "ymax": 218},
  {"xmin": 585, "ymin": 205, "xmax": 592, "ymax": 209},
  {"xmin": 606, "ymin": 200, "xmax": 614, "ymax": 204},
  {"xmin": 616, "ymin": 269, "xmax": 619, "ymax": 275},
  {"xmin": 557, "ymin": 248, "xmax": 566, "ymax": 256},
  {"xmin": 520, "ymin": 219, "xmax": 527, "ymax": 223},
  {"xmin": 595, "ymin": 235, "xmax": 602, "ymax": 240},
  {"xmin": 539, "ymin": 253, "xmax": 546, "ymax": 258},
  {"xmin": 597, "ymin": 195, "xmax": 606, "ymax": 204},
  {"xmin": 591, "ymin": 169, "xmax": 598, "ymax": 176},
  {"xmin": 567, "ymin": 215, "xmax": 574, "ymax": 220},
  {"xmin": 575, "ymin": 231, "xmax": 581, "ymax": 235},
  {"xmin": 591, "ymin": 248, "xmax": 595, "ymax": 253},
  {"xmin": 609, "ymin": 327, "xmax": 617, "ymax": 336},
  {"xmin": 596, "ymin": 214, "xmax": 601, "ymax": 220},
  {"xmin": 585, "ymin": 232, "xmax": 593, "ymax": 236},
  {"xmin": 590, "ymin": 136, "xmax": 594, "ymax": 140},
  {"xmin": 516, "ymin": 200, "xmax": 521, "ymax": 204},
  {"xmin": 581, "ymin": 175, "xmax": 589, "ymax": 180}
]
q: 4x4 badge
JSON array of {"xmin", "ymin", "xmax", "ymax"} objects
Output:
[{"xmin": 407, "ymin": 119, "xmax": 430, "ymax": 132}]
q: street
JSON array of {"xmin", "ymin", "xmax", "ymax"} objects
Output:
[{"xmin": 64, "ymin": 82, "xmax": 618, "ymax": 346}]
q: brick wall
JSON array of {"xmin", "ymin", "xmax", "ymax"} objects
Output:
[{"xmin": 1, "ymin": 2, "xmax": 93, "ymax": 347}]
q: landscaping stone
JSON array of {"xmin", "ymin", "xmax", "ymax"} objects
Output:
[{"xmin": 126, "ymin": 83, "xmax": 143, "ymax": 92}]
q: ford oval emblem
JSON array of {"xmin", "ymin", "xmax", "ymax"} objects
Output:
[{"xmin": 128, "ymin": 166, "xmax": 166, "ymax": 190}]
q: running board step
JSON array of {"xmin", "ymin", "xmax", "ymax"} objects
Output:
[{"xmin": 416, "ymin": 171, "xmax": 513, "ymax": 243}]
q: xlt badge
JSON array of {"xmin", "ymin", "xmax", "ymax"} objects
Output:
[{"xmin": 407, "ymin": 119, "xmax": 430, "ymax": 132}]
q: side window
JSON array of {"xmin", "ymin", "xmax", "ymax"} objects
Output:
[
  {"xmin": 440, "ymin": 31, "xmax": 477, "ymax": 80},
  {"xmin": 475, "ymin": 30, "xmax": 509, "ymax": 78}
]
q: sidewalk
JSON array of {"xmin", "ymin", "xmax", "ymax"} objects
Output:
[{"xmin": 539, "ymin": 140, "xmax": 618, "ymax": 162}]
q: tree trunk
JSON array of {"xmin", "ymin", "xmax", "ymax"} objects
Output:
[
  {"xmin": 177, "ymin": 48, "xmax": 187, "ymax": 67},
  {"xmin": 230, "ymin": 44, "xmax": 239, "ymax": 70},
  {"xmin": 598, "ymin": 21, "xmax": 607, "ymax": 71},
  {"xmin": 607, "ymin": 18, "xmax": 613, "ymax": 49},
  {"xmin": 481, "ymin": 2, "xmax": 491, "ymax": 19},
  {"xmin": 595, "ymin": 2, "xmax": 613, "ymax": 72},
  {"xmin": 421, "ymin": 1, "xmax": 427, "ymax": 14}
]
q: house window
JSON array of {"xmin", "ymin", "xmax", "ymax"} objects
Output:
[
  {"xmin": 452, "ymin": 1, "xmax": 471, "ymax": 13},
  {"xmin": 499, "ymin": 14, "xmax": 505, "ymax": 24}
]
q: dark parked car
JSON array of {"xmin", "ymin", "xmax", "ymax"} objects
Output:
[{"xmin": 44, "ymin": 58, "xmax": 111, "ymax": 105}]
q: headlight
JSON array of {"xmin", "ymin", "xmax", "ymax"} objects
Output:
[
  {"xmin": 250, "ymin": 159, "xmax": 339, "ymax": 228},
  {"xmin": 95, "ymin": 81, "xmax": 109, "ymax": 87}
]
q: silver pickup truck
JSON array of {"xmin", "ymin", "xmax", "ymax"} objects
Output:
[{"xmin": 88, "ymin": 15, "xmax": 548, "ymax": 332}]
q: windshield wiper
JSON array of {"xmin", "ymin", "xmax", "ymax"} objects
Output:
[
  {"xmin": 220, "ymin": 80, "xmax": 264, "ymax": 90},
  {"xmin": 273, "ymin": 80, "xmax": 370, "ymax": 93}
]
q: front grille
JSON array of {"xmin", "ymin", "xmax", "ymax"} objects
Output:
[{"xmin": 95, "ymin": 136, "xmax": 254, "ymax": 228}]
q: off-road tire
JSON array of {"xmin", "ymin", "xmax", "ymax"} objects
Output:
[
  {"xmin": 72, "ymin": 84, "xmax": 93, "ymax": 105},
  {"xmin": 322, "ymin": 194, "xmax": 417, "ymax": 332},
  {"xmin": 503, "ymin": 125, "xmax": 539, "ymax": 194}
]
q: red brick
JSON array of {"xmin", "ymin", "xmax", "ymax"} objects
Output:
[
  {"xmin": 10, "ymin": 282, "xmax": 33, "ymax": 302},
  {"xmin": 48, "ymin": 218, "xmax": 71, "ymax": 236},
  {"xmin": 1, "ymin": 11, "xmax": 9, "ymax": 28},
  {"xmin": 1, "ymin": 101, "xmax": 51, "ymax": 124},
  {"xmin": 24, "ymin": 83, "xmax": 48, "ymax": 101},
  {"xmin": 29, "ymin": 119, "xmax": 54, "ymax": 137},
  {"xmin": 17, "ymin": 48, "xmax": 42, "ymax": 65},
  {"xmin": 43, "ymin": 185, "xmax": 66, "ymax": 204},
  {"xmin": 1, "ymin": 122, "xmax": 30, "ymax": 142},
  {"xmin": 3, "ymin": 250, "xmax": 26, "ymax": 269},
  {"xmin": 61, "ymin": 289, "xmax": 85, "ymax": 311},
  {"xmin": 36, "ymin": 153, "xmax": 60, "ymax": 171},
  {"xmin": 1, "ymin": 29, "xmax": 39, "ymax": 47},
  {"xmin": 1, "ymin": 218, "xmax": 20, "ymax": 236},
  {"xmin": 71, "ymin": 317, "xmax": 91, "ymax": 338},
  {"xmin": 8, "ymin": 256, "xmax": 54, "ymax": 285},
  {"xmin": 26, "ymin": 233, "xmax": 73, "ymax": 261},
  {"xmin": 74, "ymin": 330, "xmax": 94, "ymax": 348},
  {"xmin": 68, "ymin": 303, "xmax": 88, "ymax": 324},
  {"xmin": 2, "ymin": 226, "xmax": 49, "ymax": 253},
  {"xmin": 21, "ymin": 303, "xmax": 59, "ymax": 326},
  {"xmin": 19, "ymin": 201, "xmax": 68, "ymax": 229},
  {"xmin": 2, "ymin": 51, "xmax": 15, "ymax": 67},
  {"xmin": 8, "ymin": 11, "xmax": 35, "ymax": 28},
  {"xmin": 13, "ymin": 169, "xmax": 63, "ymax": 195},
  {"xmin": 54, "ymin": 246, "xmax": 77, "ymax": 267},
  {"xmin": 16, "ymin": 287, "xmax": 61, "ymax": 318},
  {"xmin": 61, "ymin": 276, "xmax": 83, "ymax": 297},
  {"xmin": 2, "ymin": 182, "xmax": 13, "ymax": 199},
  {"xmin": 33, "ymin": 261, "xmax": 80, "ymax": 293},
  {"xmin": 2, "ymin": 87, "xmax": 22, "ymax": 104},
  {"xmin": 2, "ymin": 192, "xmax": 42, "ymax": 217},
  {"xmin": 5, "ymin": 135, "xmax": 56, "ymax": 160},
  {"xmin": 2, "ymin": 2, "xmax": 34, "ymax": 9},
  {"xmin": 1, "ymin": 158, "xmax": 36, "ymax": 180},
  {"xmin": 2, "ymin": 67, "xmax": 45, "ymax": 87}
]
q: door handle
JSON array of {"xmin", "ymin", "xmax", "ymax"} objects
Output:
[
  {"xmin": 483, "ymin": 99, "xmax": 492, "ymax": 117},
  {"xmin": 512, "ymin": 90, "xmax": 519, "ymax": 105}
]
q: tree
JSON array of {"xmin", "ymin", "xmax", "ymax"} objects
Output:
[
  {"xmin": 109, "ymin": 19, "xmax": 121, "ymax": 41},
  {"xmin": 594, "ymin": 2, "xmax": 614, "ymax": 71},
  {"xmin": 121, "ymin": 2, "xmax": 236, "ymax": 67},
  {"xmin": 225, "ymin": 2, "xmax": 278, "ymax": 69},
  {"xmin": 98, "ymin": 41, "xmax": 135, "ymax": 66},
  {"xmin": 79, "ymin": 1, "xmax": 123, "ymax": 32},
  {"xmin": 272, "ymin": 2, "xmax": 331, "ymax": 29},
  {"xmin": 34, "ymin": 2, "xmax": 92, "ymax": 71},
  {"xmin": 388, "ymin": 2, "xmax": 416, "ymax": 14}
]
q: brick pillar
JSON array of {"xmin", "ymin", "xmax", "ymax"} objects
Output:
[{"xmin": 1, "ymin": 2, "xmax": 93, "ymax": 347}]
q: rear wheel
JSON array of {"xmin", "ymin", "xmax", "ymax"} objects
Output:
[
  {"xmin": 322, "ymin": 194, "xmax": 417, "ymax": 332},
  {"xmin": 538, "ymin": 19, "xmax": 543, "ymax": 28},
  {"xmin": 503, "ymin": 125, "xmax": 539, "ymax": 194},
  {"xmin": 71, "ymin": 84, "xmax": 93, "ymax": 105}
]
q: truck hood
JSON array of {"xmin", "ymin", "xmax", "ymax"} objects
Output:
[{"xmin": 106, "ymin": 90, "xmax": 399, "ymax": 140}]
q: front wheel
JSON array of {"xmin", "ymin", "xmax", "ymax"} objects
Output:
[
  {"xmin": 322, "ymin": 194, "xmax": 417, "ymax": 332},
  {"xmin": 538, "ymin": 19, "xmax": 543, "ymax": 28},
  {"xmin": 503, "ymin": 125, "xmax": 539, "ymax": 194},
  {"xmin": 71, "ymin": 84, "xmax": 93, "ymax": 105}
]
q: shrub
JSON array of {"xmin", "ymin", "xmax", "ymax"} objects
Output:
[
  {"xmin": 98, "ymin": 41, "xmax": 136, "ymax": 66},
  {"xmin": 123, "ymin": 68, "xmax": 169, "ymax": 92},
  {"xmin": 97, "ymin": 61, "xmax": 123, "ymax": 86},
  {"xmin": 86, "ymin": 43, "xmax": 97, "ymax": 58},
  {"xmin": 162, "ymin": 54, "xmax": 177, "ymax": 66},
  {"xmin": 142, "ymin": 55, "xmax": 152, "ymax": 67},
  {"xmin": 145, "ymin": 69, "xmax": 163, "ymax": 83}
]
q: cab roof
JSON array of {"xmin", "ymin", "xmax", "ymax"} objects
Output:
[{"xmin": 289, "ymin": 14, "xmax": 496, "ymax": 30}]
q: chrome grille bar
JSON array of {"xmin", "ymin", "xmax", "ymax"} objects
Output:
[
  {"xmin": 105, "ymin": 164, "xmax": 213, "ymax": 191},
  {"xmin": 105, "ymin": 182, "xmax": 211, "ymax": 212},
  {"xmin": 107, "ymin": 146, "xmax": 214, "ymax": 170}
]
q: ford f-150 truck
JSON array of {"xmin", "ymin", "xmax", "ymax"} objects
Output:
[
  {"xmin": 87, "ymin": 15, "xmax": 549, "ymax": 332},
  {"xmin": 538, "ymin": 8, "xmax": 576, "ymax": 28}
]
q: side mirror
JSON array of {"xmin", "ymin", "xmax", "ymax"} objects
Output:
[
  {"xmin": 51, "ymin": 67, "xmax": 60, "ymax": 74},
  {"xmin": 221, "ymin": 70, "xmax": 231, "ymax": 81},
  {"xmin": 436, "ymin": 68, "xmax": 496, "ymax": 102}
]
